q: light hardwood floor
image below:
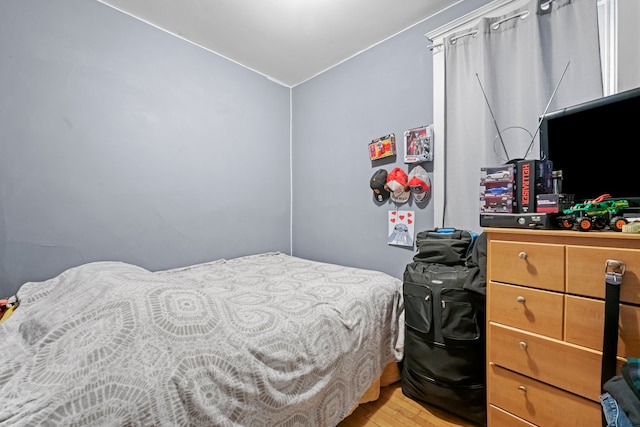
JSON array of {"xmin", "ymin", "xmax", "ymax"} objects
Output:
[{"xmin": 338, "ymin": 382, "xmax": 478, "ymax": 427}]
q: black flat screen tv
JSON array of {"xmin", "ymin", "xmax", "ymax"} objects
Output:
[{"xmin": 539, "ymin": 86, "xmax": 640, "ymax": 203}]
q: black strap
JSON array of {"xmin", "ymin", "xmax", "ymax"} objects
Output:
[
  {"xmin": 601, "ymin": 260, "xmax": 624, "ymax": 427},
  {"xmin": 601, "ymin": 260, "xmax": 625, "ymax": 389}
]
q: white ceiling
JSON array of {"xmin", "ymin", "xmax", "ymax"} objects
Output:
[{"xmin": 97, "ymin": 0, "xmax": 459, "ymax": 87}]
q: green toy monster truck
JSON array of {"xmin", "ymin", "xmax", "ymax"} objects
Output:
[{"xmin": 556, "ymin": 194, "xmax": 640, "ymax": 232}]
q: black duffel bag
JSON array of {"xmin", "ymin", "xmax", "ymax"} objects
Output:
[{"xmin": 402, "ymin": 233, "xmax": 487, "ymax": 426}]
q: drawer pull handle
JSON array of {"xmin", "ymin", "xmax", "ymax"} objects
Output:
[
  {"xmin": 518, "ymin": 251, "xmax": 527, "ymax": 260},
  {"xmin": 516, "ymin": 296, "xmax": 526, "ymax": 304},
  {"xmin": 519, "ymin": 341, "xmax": 528, "ymax": 350},
  {"xmin": 518, "ymin": 385, "xmax": 527, "ymax": 393}
]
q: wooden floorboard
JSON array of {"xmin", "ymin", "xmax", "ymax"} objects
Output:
[{"xmin": 338, "ymin": 382, "xmax": 478, "ymax": 427}]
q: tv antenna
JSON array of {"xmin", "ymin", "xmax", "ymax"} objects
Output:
[
  {"xmin": 475, "ymin": 73, "xmax": 511, "ymax": 161},
  {"xmin": 476, "ymin": 60, "xmax": 570, "ymax": 164},
  {"xmin": 522, "ymin": 61, "xmax": 571, "ymax": 160}
]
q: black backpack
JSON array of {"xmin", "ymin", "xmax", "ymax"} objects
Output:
[{"xmin": 413, "ymin": 228, "xmax": 476, "ymax": 265}]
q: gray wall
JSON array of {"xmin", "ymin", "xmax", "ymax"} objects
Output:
[
  {"xmin": 290, "ymin": 0, "xmax": 639, "ymax": 281},
  {"xmin": 0, "ymin": 0, "xmax": 291, "ymax": 295},
  {"xmin": 2, "ymin": 0, "xmax": 633, "ymax": 295},
  {"xmin": 291, "ymin": 1, "xmax": 492, "ymax": 279}
]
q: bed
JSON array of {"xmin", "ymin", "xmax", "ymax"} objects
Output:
[{"xmin": 0, "ymin": 252, "xmax": 404, "ymax": 426}]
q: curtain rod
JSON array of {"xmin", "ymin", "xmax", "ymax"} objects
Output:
[
  {"xmin": 491, "ymin": 9, "xmax": 529, "ymax": 30},
  {"xmin": 426, "ymin": 9, "xmax": 526, "ymax": 50},
  {"xmin": 425, "ymin": 0, "xmax": 519, "ymax": 41},
  {"xmin": 425, "ymin": 0, "xmax": 556, "ymax": 51}
]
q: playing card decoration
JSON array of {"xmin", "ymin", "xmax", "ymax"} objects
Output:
[{"xmin": 388, "ymin": 210, "xmax": 415, "ymax": 247}]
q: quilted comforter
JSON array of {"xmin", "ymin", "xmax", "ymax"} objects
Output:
[{"xmin": 0, "ymin": 252, "xmax": 403, "ymax": 426}]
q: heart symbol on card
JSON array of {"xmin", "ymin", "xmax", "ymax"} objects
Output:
[
  {"xmin": 408, "ymin": 219, "xmax": 413, "ymax": 224},
  {"xmin": 390, "ymin": 218, "xmax": 396, "ymax": 223},
  {"xmin": 391, "ymin": 211, "xmax": 397, "ymax": 215},
  {"xmin": 408, "ymin": 213, "xmax": 412, "ymax": 218},
  {"xmin": 399, "ymin": 215, "xmax": 405, "ymax": 220}
]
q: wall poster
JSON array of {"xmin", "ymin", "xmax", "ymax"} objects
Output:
[{"xmin": 388, "ymin": 210, "xmax": 414, "ymax": 247}]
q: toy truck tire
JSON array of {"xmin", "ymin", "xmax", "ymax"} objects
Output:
[
  {"xmin": 593, "ymin": 218, "xmax": 607, "ymax": 230},
  {"xmin": 610, "ymin": 216, "xmax": 628, "ymax": 232},
  {"xmin": 578, "ymin": 217, "xmax": 593, "ymax": 232},
  {"xmin": 558, "ymin": 217, "xmax": 575, "ymax": 230}
]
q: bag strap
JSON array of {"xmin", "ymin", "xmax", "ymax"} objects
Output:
[{"xmin": 602, "ymin": 260, "xmax": 625, "ymax": 390}]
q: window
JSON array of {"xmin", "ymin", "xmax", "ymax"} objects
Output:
[{"xmin": 426, "ymin": 0, "xmax": 638, "ymax": 227}]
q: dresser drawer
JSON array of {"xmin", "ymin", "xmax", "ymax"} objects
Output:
[
  {"xmin": 489, "ymin": 282, "xmax": 564, "ymax": 339},
  {"xmin": 489, "ymin": 323, "xmax": 602, "ymax": 401},
  {"xmin": 489, "ymin": 364, "xmax": 601, "ymax": 427},
  {"xmin": 489, "ymin": 240, "xmax": 565, "ymax": 291},
  {"xmin": 488, "ymin": 405, "xmax": 536, "ymax": 427},
  {"xmin": 566, "ymin": 245, "xmax": 640, "ymax": 303},
  {"xmin": 565, "ymin": 295, "xmax": 640, "ymax": 356}
]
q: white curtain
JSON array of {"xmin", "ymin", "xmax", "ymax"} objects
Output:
[{"xmin": 442, "ymin": 0, "xmax": 603, "ymax": 231}]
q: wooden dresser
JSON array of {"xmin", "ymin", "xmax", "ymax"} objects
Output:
[{"xmin": 485, "ymin": 228, "xmax": 640, "ymax": 426}]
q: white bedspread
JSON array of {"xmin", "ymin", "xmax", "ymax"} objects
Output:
[{"xmin": 0, "ymin": 252, "xmax": 403, "ymax": 426}]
